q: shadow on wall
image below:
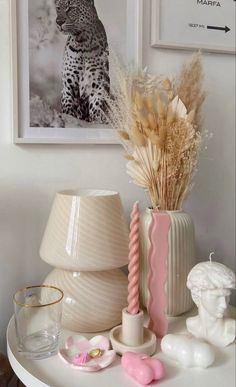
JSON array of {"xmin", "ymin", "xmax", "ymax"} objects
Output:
[{"xmin": 0, "ymin": 186, "xmax": 53, "ymax": 353}]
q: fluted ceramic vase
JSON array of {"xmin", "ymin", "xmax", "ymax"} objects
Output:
[{"xmin": 139, "ymin": 209, "xmax": 195, "ymax": 317}]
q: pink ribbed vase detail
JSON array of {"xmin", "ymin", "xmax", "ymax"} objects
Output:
[
  {"xmin": 147, "ymin": 211, "xmax": 171, "ymax": 337},
  {"xmin": 127, "ymin": 202, "xmax": 140, "ymax": 315}
]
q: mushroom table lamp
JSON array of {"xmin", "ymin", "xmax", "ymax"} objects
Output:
[{"xmin": 40, "ymin": 189, "xmax": 129, "ymax": 332}]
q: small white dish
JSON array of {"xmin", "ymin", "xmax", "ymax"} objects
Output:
[{"xmin": 59, "ymin": 335, "xmax": 116, "ymax": 372}]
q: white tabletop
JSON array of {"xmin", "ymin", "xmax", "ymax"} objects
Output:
[{"xmin": 7, "ymin": 310, "xmax": 235, "ymax": 387}]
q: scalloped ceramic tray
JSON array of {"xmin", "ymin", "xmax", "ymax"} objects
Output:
[{"xmin": 59, "ymin": 335, "xmax": 116, "ymax": 372}]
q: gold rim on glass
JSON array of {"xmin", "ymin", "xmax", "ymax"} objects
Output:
[{"xmin": 13, "ymin": 285, "xmax": 64, "ymax": 308}]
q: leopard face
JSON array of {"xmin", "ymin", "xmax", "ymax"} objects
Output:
[{"xmin": 55, "ymin": 0, "xmax": 96, "ymax": 35}]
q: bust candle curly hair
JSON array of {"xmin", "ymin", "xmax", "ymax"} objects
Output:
[{"xmin": 187, "ymin": 259, "xmax": 235, "ymax": 308}]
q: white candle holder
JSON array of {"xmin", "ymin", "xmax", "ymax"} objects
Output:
[{"xmin": 110, "ymin": 308, "xmax": 156, "ymax": 356}]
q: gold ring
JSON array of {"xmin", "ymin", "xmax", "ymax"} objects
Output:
[{"xmin": 88, "ymin": 348, "xmax": 103, "ymax": 358}]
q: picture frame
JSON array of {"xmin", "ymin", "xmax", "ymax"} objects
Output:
[
  {"xmin": 10, "ymin": 0, "xmax": 143, "ymax": 145},
  {"xmin": 151, "ymin": 0, "xmax": 235, "ymax": 55}
]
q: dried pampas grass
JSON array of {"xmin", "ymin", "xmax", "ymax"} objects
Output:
[{"xmin": 103, "ymin": 53, "xmax": 205, "ymax": 210}]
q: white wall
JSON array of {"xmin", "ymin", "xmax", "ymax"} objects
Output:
[
  {"xmin": 0, "ymin": 0, "xmax": 235, "ymax": 353},
  {"xmin": 142, "ymin": 2, "xmax": 235, "ymax": 276}
]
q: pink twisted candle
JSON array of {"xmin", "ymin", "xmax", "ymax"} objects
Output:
[{"xmin": 127, "ymin": 202, "xmax": 140, "ymax": 315}]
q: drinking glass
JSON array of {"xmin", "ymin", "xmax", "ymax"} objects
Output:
[{"xmin": 13, "ymin": 285, "xmax": 63, "ymax": 359}]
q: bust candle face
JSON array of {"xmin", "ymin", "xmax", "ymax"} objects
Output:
[{"xmin": 200, "ymin": 288, "xmax": 231, "ymax": 318}]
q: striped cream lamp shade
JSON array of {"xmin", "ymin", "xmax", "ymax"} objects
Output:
[
  {"xmin": 39, "ymin": 190, "xmax": 129, "ymax": 332},
  {"xmin": 40, "ymin": 190, "xmax": 129, "ymax": 271}
]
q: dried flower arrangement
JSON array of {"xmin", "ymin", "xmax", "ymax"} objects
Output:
[{"xmin": 104, "ymin": 53, "xmax": 205, "ymax": 210}]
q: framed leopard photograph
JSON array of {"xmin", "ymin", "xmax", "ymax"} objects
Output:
[{"xmin": 10, "ymin": 0, "xmax": 143, "ymax": 144}]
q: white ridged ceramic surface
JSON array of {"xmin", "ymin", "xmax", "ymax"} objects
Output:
[
  {"xmin": 139, "ymin": 210, "xmax": 195, "ymax": 316},
  {"xmin": 44, "ymin": 268, "xmax": 128, "ymax": 332},
  {"xmin": 40, "ymin": 190, "xmax": 129, "ymax": 271}
]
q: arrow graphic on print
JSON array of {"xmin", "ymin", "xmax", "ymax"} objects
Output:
[{"xmin": 207, "ymin": 25, "xmax": 231, "ymax": 33}]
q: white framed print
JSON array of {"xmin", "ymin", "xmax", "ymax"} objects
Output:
[
  {"xmin": 10, "ymin": 0, "xmax": 143, "ymax": 144},
  {"xmin": 151, "ymin": 0, "xmax": 236, "ymax": 54}
]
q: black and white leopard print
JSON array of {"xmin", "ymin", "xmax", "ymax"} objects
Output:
[{"xmin": 55, "ymin": 0, "xmax": 110, "ymax": 123}]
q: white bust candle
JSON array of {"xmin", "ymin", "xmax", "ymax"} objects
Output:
[{"xmin": 186, "ymin": 253, "xmax": 236, "ymax": 347}]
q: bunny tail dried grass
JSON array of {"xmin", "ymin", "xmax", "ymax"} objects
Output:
[
  {"xmin": 176, "ymin": 52, "xmax": 205, "ymax": 130},
  {"xmin": 102, "ymin": 53, "xmax": 205, "ymax": 210},
  {"xmin": 102, "ymin": 55, "xmax": 136, "ymax": 154},
  {"xmin": 162, "ymin": 119, "xmax": 202, "ymax": 210}
]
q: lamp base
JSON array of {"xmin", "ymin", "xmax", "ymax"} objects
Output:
[
  {"xmin": 110, "ymin": 325, "xmax": 156, "ymax": 356},
  {"xmin": 44, "ymin": 268, "xmax": 128, "ymax": 332}
]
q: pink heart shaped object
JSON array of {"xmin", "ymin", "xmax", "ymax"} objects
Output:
[
  {"xmin": 72, "ymin": 352, "xmax": 89, "ymax": 365},
  {"xmin": 121, "ymin": 352, "xmax": 165, "ymax": 385}
]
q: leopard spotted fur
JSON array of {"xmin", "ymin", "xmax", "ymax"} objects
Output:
[{"xmin": 55, "ymin": 0, "xmax": 110, "ymax": 123}]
